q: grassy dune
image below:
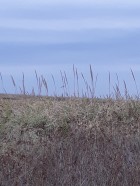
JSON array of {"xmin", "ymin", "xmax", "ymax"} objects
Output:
[
  {"xmin": 0, "ymin": 94, "xmax": 140, "ymax": 185},
  {"xmin": 0, "ymin": 66, "xmax": 140, "ymax": 185}
]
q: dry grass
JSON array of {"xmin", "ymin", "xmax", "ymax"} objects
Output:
[
  {"xmin": 0, "ymin": 66, "xmax": 140, "ymax": 185},
  {"xmin": 0, "ymin": 95, "xmax": 140, "ymax": 185}
]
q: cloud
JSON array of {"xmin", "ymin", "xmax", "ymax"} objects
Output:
[
  {"xmin": 0, "ymin": 28, "xmax": 128, "ymax": 44},
  {"xmin": 0, "ymin": 17, "xmax": 140, "ymax": 31},
  {"xmin": 1, "ymin": 0, "xmax": 139, "ymax": 6},
  {"xmin": 0, "ymin": 0, "xmax": 140, "ymax": 32},
  {"xmin": 1, "ymin": 5, "xmax": 140, "ymax": 21}
]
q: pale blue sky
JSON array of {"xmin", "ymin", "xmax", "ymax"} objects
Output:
[{"xmin": 0, "ymin": 0, "xmax": 140, "ymax": 97}]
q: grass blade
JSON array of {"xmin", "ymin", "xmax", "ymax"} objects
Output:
[
  {"xmin": 22, "ymin": 73, "xmax": 26, "ymax": 95},
  {"xmin": 73, "ymin": 64, "xmax": 76, "ymax": 97},
  {"xmin": 51, "ymin": 74, "xmax": 57, "ymax": 97},
  {"xmin": 90, "ymin": 65, "xmax": 94, "ymax": 98},
  {"xmin": 11, "ymin": 75, "xmax": 17, "ymax": 94},
  {"xmin": 130, "ymin": 69, "xmax": 139, "ymax": 98},
  {"xmin": 0, "ymin": 72, "xmax": 7, "ymax": 94}
]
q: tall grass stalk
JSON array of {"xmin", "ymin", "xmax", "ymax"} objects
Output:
[
  {"xmin": 64, "ymin": 71, "xmax": 69, "ymax": 97},
  {"xmin": 76, "ymin": 67, "xmax": 79, "ymax": 97},
  {"xmin": 11, "ymin": 75, "xmax": 17, "ymax": 94},
  {"xmin": 90, "ymin": 64, "xmax": 94, "ymax": 98},
  {"xmin": 116, "ymin": 73, "xmax": 119, "ymax": 88},
  {"xmin": 22, "ymin": 73, "xmax": 26, "ymax": 95},
  {"xmin": 131, "ymin": 68, "xmax": 139, "ymax": 98},
  {"xmin": 41, "ymin": 75, "xmax": 48, "ymax": 96},
  {"xmin": 73, "ymin": 64, "xmax": 76, "ymax": 97},
  {"xmin": 94, "ymin": 73, "xmax": 98, "ymax": 96},
  {"xmin": 51, "ymin": 74, "xmax": 57, "ymax": 97},
  {"xmin": 60, "ymin": 70, "xmax": 65, "ymax": 97},
  {"xmin": 81, "ymin": 72, "xmax": 90, "ymax": 98},
  {"xmin": 38, "ymin": 77, "xmax": 42, "ymax": 96},
  {"xmin": 35, "ymin": 70, "xmax": 38, "ymax": 93},
  {"xmin": 123, "ymin": 80, "xmax": 129, "ymax": 100},
  {"xmin": 60, "ymin": 70, "xmax": 69, "ymax": 97},
  {"xmin": 113, "ymin": 84, "xmax": 121, "ymax": 100},
  {"xmin": 0, "ymin": 72, "xmax": 7, "ymax": 94},
  {"xmin": 108, "ymin": 72, "xmax": 111, "ymax": 98},
  {"xmin": 0, "ymin": 65, "xmax": 140, "ymax": 99}
]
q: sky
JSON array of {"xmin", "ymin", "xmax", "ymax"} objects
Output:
[{"xmin": 0, "ymin": 0, "xmax": 140, "ymax": 97}]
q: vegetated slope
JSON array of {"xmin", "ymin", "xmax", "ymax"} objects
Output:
[{"xmin": 0, "ymin": 95, "xmax": 140, "ymax": 186}]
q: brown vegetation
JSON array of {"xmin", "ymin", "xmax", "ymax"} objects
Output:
[
  {"xmin": 0, "ymin": 95, "xmax": 140, "ymax": 185},
  {"xmin": 0, "ymin": 66, "xmax": 140, "ymax": 185}
]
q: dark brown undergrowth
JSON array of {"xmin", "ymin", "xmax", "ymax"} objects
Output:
[{"xmin": 0, "ymin": 96, "xmax": 140, "ymax": 186}]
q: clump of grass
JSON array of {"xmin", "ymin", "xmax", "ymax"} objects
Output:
[{"xmin": 0, "ymin": 66, "xmax": 140, "ymax": 185}]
